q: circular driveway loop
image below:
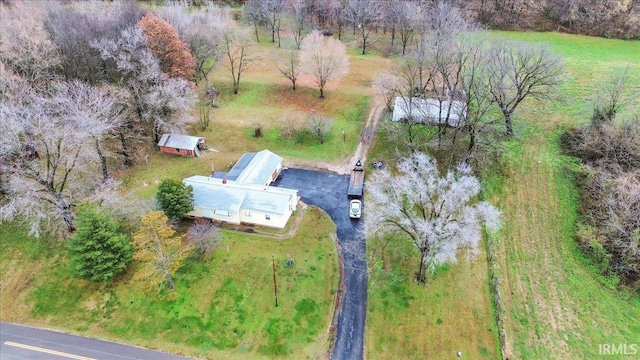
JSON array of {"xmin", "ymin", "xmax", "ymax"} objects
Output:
[{"xmin": 274, "ymin": 168, "xmax": 366, "ymax": 360}]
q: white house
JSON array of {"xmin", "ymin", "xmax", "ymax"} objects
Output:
[
  {"xmin": 392, "ymin": 96, "xmax": 466, "ymax": 127},
  {"xmin": 183, "ymin": 150, "xmax": 297, "ymax": 229}
]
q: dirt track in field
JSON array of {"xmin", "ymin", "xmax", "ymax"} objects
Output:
[
  {"xmin": 501, "ymin": 137, "xmax": 574, "ymax": 358},
  {"xmin": 287, "ymin": 95, "xmax": 386, "ymax": 175}
]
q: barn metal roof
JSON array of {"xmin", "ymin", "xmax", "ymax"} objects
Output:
[
  {"xmin": 234, "ymin": 150, "xmax": 283, "ymax": 185},
  {"xmin": 392, "ymin": 97, "xmax": 466, "ymax": 127},
  {"xmin": 157, "ymin": 134, "xmax": 203, "ymax": 150}
]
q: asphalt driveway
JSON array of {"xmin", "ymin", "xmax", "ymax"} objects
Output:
[{"xmin": 274, "ymin": 168, "xmax": 366, "ymax": 360}]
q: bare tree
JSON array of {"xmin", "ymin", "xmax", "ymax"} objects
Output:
[
  {"xmin": 591, "ymin": 66, "xmax": 634, "ymax": 127},
  {"xmin": 287, "ymin": 0, "xmax": 308, "ymax": 50},
  {"xmin": 143, "ymin": 77, "xmax": 197, "ymax": 142},
  {"xmin": 243, "ymin": 0, "xmax": 265, "ymax": 43},
  {"xmin": 365, "ymin": 152, "xmax": 502, "ymax": 283},
  {"xmin": 0, "ymin": 81, "xmax": 116, "ymax": 237},
  {"xmin": 273, "ymin": 45, "xmax": 302, "ymax": 90},
  {"xmin": 93, "ymin": 26, "xmax": 196, "ymax": 152},
  {"xmin": 159, "ymin": 5, "xmax": 228, "ymax": 141},
  {"xmin": 395, "ymin": 1, "xmax": 419, "ymax": 56},
  {"xmin": 457, "ymin": 37, "xmax": 501, "ymax": 159},
  {"xmin": 221, "ymin": 29, "xmax": 259, "ymax": 95},
  {"xmin": 328, "ymin": 0, "xmax": 347, "ymax": 40},
  {"xmin": 380, "ymin": 1, "xmax": 398, "ymax": 46},
  {"xmin": 408, "ymin": 1, "xmax": 471, "ymax": 95},
  {"xmin": 264, "ymin": 0, "xmax": 286, "ymax": 46},
  {"xmin": 563, "ymin": 117, "xmax": 640, "ymax": 286},
  {"xmin": 300, "ymin": 30, "xmax": 349, "ymax": 98},
  {"xmin": 306, "ymin": 113, "xmax": 334, "ymax": 144},
  {"xmin": 51, "ymin": 81, "xmax": 123, "ymax": 182},
  {"xmin": 0, "ymin": 1, "xmax": 61, "ymax": 85},
  {"xmin": 343, "ymin": 0, "xmax": 381, "ymax": 55},
  {"xmin": 186, "ymin": 217, "xmax": 222, "ymax": 255},
  {"xmin": 43, "ymin": 1, "xmax": 145, "ymax": 84},
  {"xmin": 486, "ymin": 40, "xmax": 564, "ymax": 137},
  {"xmin": 373, "ymin": 72, "xmax": 400, "ymax": 112},
  {"xmin": 186, "ymin": 23, "xmax": 223, "ymax": 85}
]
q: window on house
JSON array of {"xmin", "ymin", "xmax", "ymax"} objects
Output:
[
  {"xmin": 214, "ymin": 209, "xmax": 231, "ymax": 217},
  {"xmin": 265, "ymin": 214, "xmax": 271, "ymax": 220}
]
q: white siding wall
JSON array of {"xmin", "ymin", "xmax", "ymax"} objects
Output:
[
  {"xmin": 188, "ymin": 206, "xmax": 241, "ymax": 224},
  {"xmin": 188, "ymin": 195, "xmax": 298, "ymax": 229},
  {"xmin": 239, "ymin": 210, "xmax": 287, "ymax": 228}
]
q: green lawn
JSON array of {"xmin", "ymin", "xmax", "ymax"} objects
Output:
[
  {"xmin": 0, "ymin": 207, "xmax": 339, "ymax": 359},
  {"xmin": 366, "ymin": 234, "xmax": 500, "ymax": 359}
]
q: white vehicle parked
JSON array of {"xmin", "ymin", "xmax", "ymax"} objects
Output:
[{"xmin": 350, "ymin": 199, "xmax": 362, "ymax": 219}]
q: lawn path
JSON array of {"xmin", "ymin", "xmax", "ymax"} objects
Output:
[
  {"xmin": 288, "ymin": 94, "xmax": 386, "ymax": 175},
  {"xmin": 495, "ymin": 133, "xmax": 640, "ymax": 359}
]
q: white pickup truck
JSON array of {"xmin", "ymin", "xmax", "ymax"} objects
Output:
[{"xmin": 349, "ymin": 199, "xmax": 362, "ymax": 219}]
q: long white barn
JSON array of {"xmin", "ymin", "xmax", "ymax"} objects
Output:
[{"xmin": 392, "ymin": 96, "xmax": 466, "ymax": 127}]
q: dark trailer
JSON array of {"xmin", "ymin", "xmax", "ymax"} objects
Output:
[{"xmin": 347, "ymin": 160, "xmax": 365, "ymax": 198}]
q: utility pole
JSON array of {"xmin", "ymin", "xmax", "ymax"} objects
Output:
[{"xmin": 272, "ymin": 255, "xmax": 278, "ymax": 307}]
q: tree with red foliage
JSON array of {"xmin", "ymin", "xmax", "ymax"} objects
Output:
[{"xmin": 138, "ymin": 13, "xmax": 195, "ymax": 81}]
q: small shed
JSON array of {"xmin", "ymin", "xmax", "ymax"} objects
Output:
[
  {"xmin": 157, "ymin": 134, "xmax": 206, "ymax": 157},
  {"xmin": 392, "ymin": 96, "xmax": 466, "ymax": 127}
]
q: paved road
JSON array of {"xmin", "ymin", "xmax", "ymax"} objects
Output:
[
  {"xmin": 0, "ymin": 322, "xmax": 190, "ymax": 360},
  {"xmin": 274, "ymin": 168, "xmax": 367, "ymax": 360}
]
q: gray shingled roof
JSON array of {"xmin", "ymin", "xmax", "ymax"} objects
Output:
[
  {"xmin": 392, "ymin": 97, "xmax": 466, "ymax": 127},
  {"xmin": 157, "ymin": 134, "xmax": 203, "ymax": 150}
]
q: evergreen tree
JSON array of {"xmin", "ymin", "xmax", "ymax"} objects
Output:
[
  {"xmin": 156, "ymin": 179, "xmax": 194, "ymax": 221},
  {"xmin": 67, "ymin": 204, "xmax": 133, "ymax": 282}
]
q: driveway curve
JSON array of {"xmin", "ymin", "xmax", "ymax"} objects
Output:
[{"xmin": 274, "ymin": 169, "xmax": 366, "ymax": 360}]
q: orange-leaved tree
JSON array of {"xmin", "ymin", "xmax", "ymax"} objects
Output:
[
  {"xmin": 138, "ymin": 13, "xmax": 196, "ymax": 81},
  {"xmin": 133, "ymin": 210, "xmax": 193, "ymax": 293}
]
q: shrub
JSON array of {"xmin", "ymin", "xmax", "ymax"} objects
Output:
[
  {"xmin": 562, "ymin": 119, "xmax": 640, "ymax": 286},
  {"xmin": 186, "ymin": 218, "xmax": 222, "ymax": 255}
]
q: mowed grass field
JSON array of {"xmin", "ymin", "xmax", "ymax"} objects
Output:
[
  {"xmin": 485, "ymin": 32, "xmax": 640, "ymax": 359},
  {"xmin": 0, "ymin": 207, "xmax": 338, "ymax": 359}
]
